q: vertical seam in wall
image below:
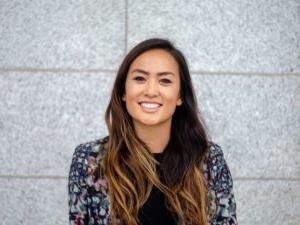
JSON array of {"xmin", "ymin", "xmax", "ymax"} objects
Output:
[{"xmin": 124, "ymin": 0, "xmax": 128, "ymax": 54}]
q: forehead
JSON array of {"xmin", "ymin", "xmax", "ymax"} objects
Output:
[{"xmin": 128, "ymin": 49, "xmax": 179, "ymax": 73}]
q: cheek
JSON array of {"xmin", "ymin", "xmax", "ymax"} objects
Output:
[
  {"xmin": 124, "ymin": 84, "xmax": 143, "ymax": 104},
  {"xmin": 164, "ymin": 88, "xmax": 181, "ymax": 103}
]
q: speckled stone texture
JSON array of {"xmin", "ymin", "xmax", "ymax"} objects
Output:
[
  {"xmin": 0, "ymin": 178, "xmax": 68, "ymax": 225},
  {"xmin": 0, "ymin": 72, "xmax": 115, "ymax": 176},
  {"xmin": 128, "ymin": 0, "xmax": 300, "ymax": 73},
  {"xmin": 234, "ymin": 180, "xmax": 300, "ymax": 225},
  {"xmin": 0, "ymin": 0, "xmax": 299, "ymax": 225},
  {"xmin": 192, "ymin": 74, "xmax": 300, "ymax": 179},
  {"xmin": 0, "ymin": 0, "xmax": 125, "ymax": 70}
]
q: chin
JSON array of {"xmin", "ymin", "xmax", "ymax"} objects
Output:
[
  {"xmin": 132, "ymin": 118, "xmax": 158, "ymax": 126},
  {"xmin": 136, "ymin": 117, "xmax": 172, "ymax": 127},
  {"xmin": 140, "ymin": 121, "xmax": 161, "ymax": 126}
]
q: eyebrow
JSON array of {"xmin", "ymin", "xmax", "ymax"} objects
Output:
[{"xmin": 130, "ymin": 68, "xmax": 175, "ymax": 76}]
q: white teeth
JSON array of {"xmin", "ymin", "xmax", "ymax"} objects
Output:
[{"xmin": 140, "ymin": 103, "xmax": 161, "ymax": 108}]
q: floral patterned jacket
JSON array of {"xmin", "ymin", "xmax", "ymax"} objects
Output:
[{"xmin": 68, "ymin": 136, "xmax": 238, "ymax": 225}]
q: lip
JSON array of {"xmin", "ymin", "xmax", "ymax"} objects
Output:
[
  {"xmin": 138, "ymin": 102, "xmax": 162, "ymax": 113},
  {"xmin": 138, "ymin": 101, "xmax": 162, "ymax": 106}
]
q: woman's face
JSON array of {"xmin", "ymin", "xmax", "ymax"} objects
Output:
[{"xmin": 122, "ymin": 49, "xmax": 182, "ymax": 129}]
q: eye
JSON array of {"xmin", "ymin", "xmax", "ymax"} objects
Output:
[
  {"xmin": 133, "ymin": 76, "xmax": 146, "ymax": 82},
  {"xmin": 160, "ymin": 78, "xmax": 172, "ymax": 84}
]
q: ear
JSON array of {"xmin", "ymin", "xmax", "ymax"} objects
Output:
[
  {"xmin": 122, "ymin": 94, "xmax": 126, "ymax": 101},
  {"xmin": 176, "ymin": 97, "xmax": 182, "ymax": 106}
]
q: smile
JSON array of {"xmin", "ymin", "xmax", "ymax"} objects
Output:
[{"xmin": 139, "ymin": 102, "xmax": 162, "ymax": 112}]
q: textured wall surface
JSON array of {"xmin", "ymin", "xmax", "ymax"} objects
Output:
[{"xmin": 0, "ymin": 0, "xmax": 299, "ymax": 225}]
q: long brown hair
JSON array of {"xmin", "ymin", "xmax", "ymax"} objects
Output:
[{"xmin": 102, "ymin": 38, "xmax": 212, "ymax": 225}]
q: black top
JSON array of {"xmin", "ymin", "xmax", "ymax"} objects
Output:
[{"xmin": 138, "ymin": 152, "xmax": 177, "ymax": 225}]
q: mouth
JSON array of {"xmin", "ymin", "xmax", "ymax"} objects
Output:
[{"xmin": 138, "ymin": 102, "xmax": 162, "ymax": 112}]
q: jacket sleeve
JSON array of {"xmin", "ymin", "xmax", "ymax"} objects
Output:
[
  {"xmin": 68, "ymin": 144, "xmax": 89, "ymax": 225},
  {"xmin": 206, "ymin": 143, "xmax": 238, "ymax": 225}
]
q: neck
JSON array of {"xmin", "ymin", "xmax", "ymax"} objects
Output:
[{"xmin": 133, "ymin": 120, "xmax": 171, "ymax": 153}]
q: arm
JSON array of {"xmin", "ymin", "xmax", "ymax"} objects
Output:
[
  {"xmin": 68, "ymin": 144, "xmax": 89, "ymax": 225},
  {"xmin": 206, "ymin": 144, "xmax": 238, "ymax": 225}
]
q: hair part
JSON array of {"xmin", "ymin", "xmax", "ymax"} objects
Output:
[{"xmin": 102, "ymin": 38, "xmax": 212, "ymax": 225}]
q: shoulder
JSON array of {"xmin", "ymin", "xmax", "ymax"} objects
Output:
[
  {"xmin": 68, "ymin": 136, "xmax": 111, "ymax": 224},
  {"xmin": 203, "ymin": 141, "xmax": 226, "ymax": 171},
  {"xmin": 206, "ymin": 141, "xmax": 224, "ymax": 158},
  {"xmin": 202, "ymin": 142, "xmax": 233, "ymax": 193},
  {"xmin": 72, "ymin": 136, "xmax": 108, "ymax": 160},
  {"xmin": 69, "ymin": 136, "xmax": 109, "ymax": 189},
  {"xmin": 203, "ymin": 142, "xmax": 238, "ymax": 224}
]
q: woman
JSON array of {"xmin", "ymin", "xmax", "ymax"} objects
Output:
[{"xmin": 68, "ymin": 38, "xmax": 238, "ymax": 225}]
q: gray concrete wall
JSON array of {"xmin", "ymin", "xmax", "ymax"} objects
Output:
[{"xmin": 0, "ymin": 0, "xmax": 299, "ymax": 224}]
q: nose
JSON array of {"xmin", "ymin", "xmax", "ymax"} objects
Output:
[{"xmin": 144, "ymin": 78, "xmax": 159, "ymax": 97}]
